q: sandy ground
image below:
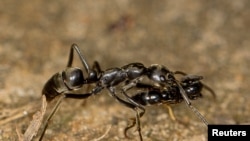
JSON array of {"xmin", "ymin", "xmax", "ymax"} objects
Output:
[{"xmin": 0, "ymin": 0, "xmax": 250, "ymax": 141}]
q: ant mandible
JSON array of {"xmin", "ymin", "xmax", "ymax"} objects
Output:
[{"xmin": 39, "ymin": 43, "xmax": 215, "ymax": 141}]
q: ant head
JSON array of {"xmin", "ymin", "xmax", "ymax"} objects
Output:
[
  {"xmin": 147, "ymin": 64, "xmax": 175, "ymax": 84},
  {"xmin": 62, "ymin": 67, "xmax": 84, "ymax": 90},
  {"xmin": 180, "ymin": 75, "xmax": 203, "ymax": 100}
]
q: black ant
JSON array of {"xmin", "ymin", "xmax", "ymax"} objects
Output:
[
  {"xmin": 123, "ymin": 74, "xmax": 216, "ymax": 138},
  {"xmin": 39, "ymin": 43, "xmax": 215, "ymax": 141}
]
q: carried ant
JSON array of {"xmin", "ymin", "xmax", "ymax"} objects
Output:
[
  {"xmin": 39, "ymin": 43, "xmax": 215, "ymax": 141},
  {"xmin": 123, "ymin": 74, "xmax": 215, "ymax": 138}
]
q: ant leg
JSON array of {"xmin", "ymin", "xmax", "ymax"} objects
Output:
[
  {"xmin": 164, "ymin": 104, "xmax": 195, "ymax": 126},
  {"xmin": 174, "ymin": 71, "xmax": 214, "ymax": 123},
  {"xmin": 124, "ymin": 110, "xmax": 144, "ymax": 140},
  {"xmin": 124, "ymin": 118, "xmax": 136, "ymax": 138},
  {"xmin": 180, "ymin": 74, "xmax": 203, "ymax": 81},
  {"xmin": 202, "ymin": 83, "xmax": 216, "ymax": 99},
  {"xmin": 121, "ymin": 78, "xmax": 146, "ymax": 118},
  {"xmin": 108, "ymin": 87, "xmax": 144, "ymax": 141},
  {"xmin": 174, "ymin": 70, "xmax": 187, "ymax": 75},
  {"xmin": 39, "ymin": 95, "xmax": 65, "ymax": 141},
  {"xmin": 175, "ymin": 81, "xmax": 208, "ymax": 125},
  {"xmin": 92, "ymin": 61, "xmax": 102, "ymax": 74},
  {"xmin": 123, "ymin": 82, "xmax": 162, "ymax": 139},
  {"xmin": 164, "ymin": 105, "xmax": 177, "ymax": 121},
  {"xmin": 64, "ymin": 93, "xmax": 92, "ymax": 99},
  {"xmin": 121, "ymin": 77, "xmax": 146, "ymax": 117},
  {"xmin": 67, "ymin": 44, "xmax": 91, "ymax": 74},
  {"xmin": 180, "ymin": 74, "xmax": 216, "ymax": 99},
  {"xmin": 133, "ymin": 82, "xmax": 163, "ymax": 92},
  {"xmin": 120, "ymin": 80, "xmax": 146, "ymax": 141},
  {"xmin": 121, "ymin": 90, "xmax": 145, "ymax": 139},
  {"xmin": 39, "ymin": 93, "xmax": 92, "ymax": 141}
]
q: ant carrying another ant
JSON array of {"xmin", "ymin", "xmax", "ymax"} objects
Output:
[
  {"xmin": 123, "ymin": 73, "xmax": 215, "ymax": 138},
  {"xmin": 39, "ymin": 44, "xmax": 215, "ymax": 141}
]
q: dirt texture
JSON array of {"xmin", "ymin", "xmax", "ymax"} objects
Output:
[{"xmin": 0, "ymin": 0, "xmax": 250, "ymax": 141}]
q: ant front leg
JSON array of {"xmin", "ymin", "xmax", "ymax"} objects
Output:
[
  {"xmin": 92, "ymin": 61, "xmax": 102, "ymax": 74},
  {"xmin": 121, "ymin": 77, "xmax": 146, "ymax": 122},
  {"xmin": 121, "ymin": 78, "xmax": 146, "ymax": 141},
  {"xmin": 122, "ymin": 90, "xmax": 145, "ymax": 141},
  {"xmin": 108, "ymin": 87, "xmax": 144, "ymax": 141}
]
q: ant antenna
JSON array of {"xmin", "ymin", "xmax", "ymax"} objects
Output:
[
  {"xmin": 68, "ymin": 44, "xmax": 91, "ymax": 74},
  {"xmin": 175, "ymin": 71, "xmax": 216, "ymax": 99},
  {"xmin": 202, "ymin": 83, "xmax": 216, "ymax": 99}
]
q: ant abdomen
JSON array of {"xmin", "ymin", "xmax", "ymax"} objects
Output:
[
  {"xmin": 131, "ymin": 90, "xmax": 163, "ymax": 106},
  {"xmin": 42, "ymin": 67, "xmax": 84, "ymax": 101}
]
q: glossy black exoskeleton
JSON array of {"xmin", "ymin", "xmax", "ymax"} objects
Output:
[
  {"xmin": 121, "ymin": 74, "xmax": 215, "ymax": 138},
  {"xmin": 40, "ymin": 44, "xmax": 177, "ymax": 140},
  {"xmin": 40, "ymin": 43, "xmax": 215, "ymax": 141}
]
